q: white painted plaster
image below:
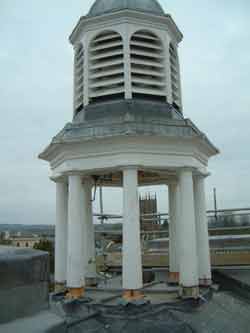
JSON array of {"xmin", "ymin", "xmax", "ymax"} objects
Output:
[
  {"xmin": 55, "ymin": 182, "xmax": 68, "ymax": 284},
  {"xmin": 178, "ymin": 169, "xmax": 199, "ymax": 287},
  {"xmin": 122, "ymin": 167, "xmax": 143, "ymax": 290},
  {"xmin": 67, "ymin": 175, "xmax": 85, "ymax": 288},
  {"xmin": 83, "ymin": 177, "xmax": 97, "ymax": 279},
  {"xmin": 168, "ymin": 183, "xmax": 180, "ymax": 273},
  {"xmin": 193, "ymin": 175, "xmax": 211, "ymax": 282}
]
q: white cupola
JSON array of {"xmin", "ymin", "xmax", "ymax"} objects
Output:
[
  {"xmin": 70, "ymin": 0, "xmax": 183, "ymax": 116},
  {"xmin": 40, "ymin": 0, "xmax": 219, "ymax": 301}
]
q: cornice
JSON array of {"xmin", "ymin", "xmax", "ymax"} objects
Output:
[
  {"xmin": 69, "ymin": 10, "xmax": 183, "ymax": 44},
  {"xmin": 39, "ymin": 118, "xmax": 219, "ymax": 163}
]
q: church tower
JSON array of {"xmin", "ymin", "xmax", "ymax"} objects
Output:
[{"xmin": 40, "ymin": 0, "xmax": 219, "ymax": 300}]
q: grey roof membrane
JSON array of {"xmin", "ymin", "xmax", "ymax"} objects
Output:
[
  {"xmin": 0, "ymin": 246, "xmax": 50, "ymax": 325},
  {"xmin": 49, "ymin": 289, "xmax": 250, "ymax": 333},
  {"xmin": 0, "ymin": 246, "xmax": 49, "ymax": 289},
  {"xmin": 88, "ymin": 0, "xmax": 165, "ymax": 17}
]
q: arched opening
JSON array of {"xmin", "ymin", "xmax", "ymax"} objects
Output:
[
  {"xmin": 74, "ymin": 44, "xmax": 84, "ymax": 115},
  {"xmin": 130, "ymin": 30, "xmax": 166, "ymax": 102},
  {"xmin": 169, "ymin": 42, "xmax": 181, "ymax": 110},
  {"xmin": 89, "ymin": 31, "xmax": 124, "ymax": 104},
  {"xmin": 25, "ymin": 242, "xmax": 29, "ymax": 247},
  {"xmin": 17, "ymin": 242, "xmax": 20, "ymax": 247}
]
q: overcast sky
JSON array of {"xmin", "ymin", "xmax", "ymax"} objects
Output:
[{"xmin": 1, "ymin": 0, "xmax": 250, "ymax": 225}]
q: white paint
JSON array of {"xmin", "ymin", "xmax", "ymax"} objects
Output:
[
  {"xmin": 83, "ymin": 177, "xmax": 97, "ymax": 279},
  {"xmin": 70, "ymin": 11, "xmax": 183, "ymax": 109},
  {"xmin": 55, "ymin": 182, "xmax": 68, "ymax": 284},
  {"xmin": 168, "ymin": 183, "xmax": 180, "ymax": 274},
  {"xmin": 179, "ymin": 169, "xmax": 199, "ymax": 287},
  {"xmin": 193, "ymin": 175, "xmax": 211, "ymax": 282},
  {"xmin": 124, "ymin": 26, "xmax": 132, "ymax": 99},
  {"xmin": 164, "ymin": 37, "xmax": 173, "ymax": 104},
  {"xmin": 70, "ymin": 11, "xmax": 183, "ymax": 47},
  {"xmin": 47, "ymin": 135, "xmax": 213, "ymax": 178},
  {"xmin": 122, "ymin": 167, "xmax": 143, "ymax": 290},
  {"xmin": 67, "ymin": 175, "xmax": 85, "ymax": 288}
]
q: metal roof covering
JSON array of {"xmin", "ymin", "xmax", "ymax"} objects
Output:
[{"xmin": 88, "ymin": 0, "xmax": 165, "ymax": 17}]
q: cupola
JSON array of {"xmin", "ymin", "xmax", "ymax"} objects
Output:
[{"xmin": 70, "ymin": 0, "xmax": 183, "ymax": 116}]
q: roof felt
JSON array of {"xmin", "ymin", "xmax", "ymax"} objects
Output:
[{"xmin": 50, "ymin": 290, "xmax": 250, "ymax": 333}]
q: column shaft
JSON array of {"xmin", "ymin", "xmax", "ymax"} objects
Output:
[
  {"xmin": 168, "ymin": 184, "xmax": 180, "ymax": 283},
  {"xmin": 83, "ymin": 178, "xmax": 97, "ymax": 284},
  {"xmin": 67, "ymin": 175, "xmax": 85, "ymax": 297},
  {"xmin": 193, "ymin": 176, "xmax": 211, "ymax": 286},
  {"xmin": 55, "ymin": 182, "xmax": 68, "ymax": 289},
  {"xmin": 179, "ymin": 169, "xmax": 199, "ymax": 298},
  {"xmin": 122, "ymin": 167, "xmax": 143, "ymax": 292}
]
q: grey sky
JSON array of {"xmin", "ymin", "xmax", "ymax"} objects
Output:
[{"xmin": 0, "ymin": 0, "xmax": 250, "ymax": 225}]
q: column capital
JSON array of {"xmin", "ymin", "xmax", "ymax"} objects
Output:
[
  {"xmin": 50, "ymin": 175, "xmax": 68, "ymax": 184},
  {"xmin": 63, "ymin": 171, "xmax": 94, "ymax": 183},
  {"xmin": 64, "ymin": 170, "xmax": 83, "ymax": 177},
  {"xmin": 193, "ymin": 171, "xmax": 211, "ymax": 179},
  {"xmin": 177, "ymin": 167, "xmax": 196, "ymax": 177},
  {"xmin": 122, "ymin": 165, "xmax": 139, "ymax": 172}
]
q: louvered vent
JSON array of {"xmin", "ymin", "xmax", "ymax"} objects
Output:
[
  {"xmin": 89, "ymin": 31, "xmax": 124, "ymax": 103},
  {"xmin": 169, "ymin": 43, "xmax": 181, "ymax": 109},
  {"xmin": 74, "ymin": 44, "xmax": 84, "ymax": 114},
  {"xmin": 130, "ymin": 30, "xmax": 166, "ymax": 101}
]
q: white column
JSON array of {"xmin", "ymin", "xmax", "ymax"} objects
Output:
[
  {"xmin": 122, "ymin": 167, "xmax": 143, "ymax": 292},
  {"xmin": 168, "ymin": 183, "xmax": 180, "ymax": 283},
  {"xmin": 179, "ymin": 169, "xmax": 199, "ymax": 298},
  {"xmin": 193, "ymin": 175, "xmax": 211, "ymax": 286},
  {"xmin": 55, "ymin": 181, "xmax": 68, "ymax": 289},
  {"xmin": 83, "ymin": 178, "xmax": 97, "ymax": 283},
  {"xmin": 67, "ymin": 174, "xmax": 85, "ymax": 297}
]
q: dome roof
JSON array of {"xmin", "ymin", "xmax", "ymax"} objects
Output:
[{"xmin": 88, "ymin": 0, "xmax": 165, "ymax": 17}]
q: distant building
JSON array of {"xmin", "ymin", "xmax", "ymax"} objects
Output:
[
  {"xmin": 3, "ymin": 231, "xmax": 10, "ymax": 240},
  {"xmin": 10, "ymin": 237, "xmax": 40, "ymax": 248},
  {"xmin": 140, "ymin": 193, "xmax": 161, "ymax": 231}
]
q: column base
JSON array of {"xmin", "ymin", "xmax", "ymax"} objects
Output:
[
  {"xmin": 199, "ymin": 278, "xmax": 212, "ymax": 287},
  {"xmin": 66, "ymin": 287, "xmax": 85, "ymax": 300},
  {"xmin": 54, "ymin": 282, "xmax": 66, "ymax": 293},
  {"xmin": 168, "ymin": 272, "xmax": 179, "ymax": 285},
  {"xmin": 123, "ymin": 290, "xmax": 144, "ymax": 302},
  {"xmin": 85, "ymin": 277, "xmax": 98, "ymax": 287},
  {"xmin": 179, "ymin": 286, "xmax": 199, "ymax": 299}
]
